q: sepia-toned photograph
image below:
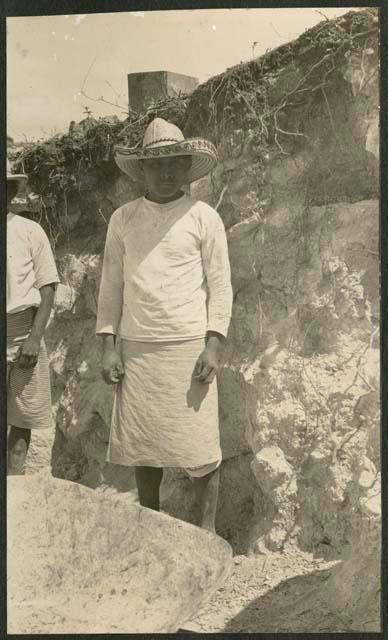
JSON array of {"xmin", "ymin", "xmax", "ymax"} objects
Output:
[{"xmin": 6, "ymin": 4, "xmax": 381, "ymax": 634}]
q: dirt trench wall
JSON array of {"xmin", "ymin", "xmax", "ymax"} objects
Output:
[
  {"xmin": 19, "ymin": 9, "xmax": 379, "ymax": 600},
  {"xmin": 173, "ymin": 10, "xmax": 380, "ymax": 560}
]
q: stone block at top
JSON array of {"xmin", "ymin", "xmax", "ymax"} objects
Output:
[{"xmin": 128, "ymin": 71, "xmax": 198, "ymax": 113}]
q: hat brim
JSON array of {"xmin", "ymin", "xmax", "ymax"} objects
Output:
[
  {"xmin": 7, "ymin": 174, "xmax": 28, "ymax": 184},
  {"xmin": 114, "ymin": 138, "xmax": 217, "ymax": 184}
]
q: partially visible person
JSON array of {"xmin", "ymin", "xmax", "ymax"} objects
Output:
[{"xmin": 6, "ymin": 159, "xmax": 59, "ymax": 474}]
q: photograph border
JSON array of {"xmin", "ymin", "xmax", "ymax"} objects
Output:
[{"xmin": 1, "ymin": 1, "xmax": 386, "ymax": 638}]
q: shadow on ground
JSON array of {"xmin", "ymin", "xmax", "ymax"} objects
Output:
[{"xmin": 221, "ymin": 566, "xmax": 346, "ymax": 633}]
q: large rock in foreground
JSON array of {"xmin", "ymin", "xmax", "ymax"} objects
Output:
[{"xmin": 7, "ymin": 476, "xmax": 232, "ymax": 634}]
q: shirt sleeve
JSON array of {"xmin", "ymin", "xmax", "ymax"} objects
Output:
[
  {"xmin": 201, "ymin": 206, "xmax": 233, "ymax": 339},
  {"xmin": 96, "ymin": 210, "xmax": 124, "ymax": 335},
  {"xmin": 30, "ymin": 223, "xmax": 60, "ymax": 289}
]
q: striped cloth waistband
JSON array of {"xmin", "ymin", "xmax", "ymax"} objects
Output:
[{"xmin": 7, "ymin": 307, "xmax": 36, "ymax": 342}]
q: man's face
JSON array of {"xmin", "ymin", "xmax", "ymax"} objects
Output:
[
  {"xmin": 140, "ymin": 156, "xmax": 192, "ymax": 202},
  {"xmin": 7, "ymin": 181, "xmax": 19, "ymax": 209}
]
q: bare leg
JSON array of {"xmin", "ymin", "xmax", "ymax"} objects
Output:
[
  {"xmin": 7, "ymin": 426, "xmax": 32, "ymax": 475},
  {"xmin": 193, "ymin": 467, "xmax": 220, "ymax": 533},
  {"xmin": 135, "ymin": 466, "xmax": 163, "ymax": 511}
]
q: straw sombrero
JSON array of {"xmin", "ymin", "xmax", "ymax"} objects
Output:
[
  {"xmin": 7, "ymin": 158, "xmax": 28, "ymax": 187},
  {"xmin": 115, "ymin": 118, "xmax": 217, "ymax": 184}
]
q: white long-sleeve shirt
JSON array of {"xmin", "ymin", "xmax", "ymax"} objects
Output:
[{"xmin": 96, "ymin": 194, "xmax": 232, "ymax": 341}]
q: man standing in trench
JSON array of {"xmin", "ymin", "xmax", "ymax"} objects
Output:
[
  {"xmin": 6, "ymin": 160, "xmax": 59, "ymax": 474},
  {"xmin": 97, "ymin": 118, "xmax": 233, "ymax": 531}
]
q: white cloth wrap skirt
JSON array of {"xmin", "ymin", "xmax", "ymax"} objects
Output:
[
  {"xmin": 7, "ymin": 307, "xmax": 53, "ymax": 430},
  {"xmin": 107, "ymin": 338, "xmax": 222, "ymax": 471}
]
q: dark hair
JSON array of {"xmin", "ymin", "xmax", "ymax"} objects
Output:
[
  {"xmin": 15, "ymin": 209, "xmax": 34, "ymax": 220},
  {"xmin": 7, "ymin": 181, "xmax": 19, "ymax": 202}
]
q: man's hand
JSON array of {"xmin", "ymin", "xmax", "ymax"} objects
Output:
[
  {"xmin": 16, "ymin": 284, "xmax": 56, "ymax": 369},
  {"xmin": 102, "ymin": 347, "xmax": 125, "ymax": 385},
  {"xmin": 17, "ymin": 336, "xmax": 40, "ymax": 369},
  {"xmin": 194, "ymin": 348, "xmax": 219, "ymax": 384},
  {"xmin": 194, "ymin": 332, "xmax": 225, "ymax": 384}
]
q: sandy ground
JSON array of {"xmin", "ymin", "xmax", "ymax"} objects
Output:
[{"xmin": 183, "ymin": 549, "xmax": 340, "ymax": 633}]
